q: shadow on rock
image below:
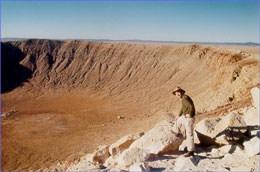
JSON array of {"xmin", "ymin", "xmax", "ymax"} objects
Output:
[
  {"xmin": 1, "ymin": 42, "xmax": 32, "ymax": 93},
  {"xmin": 150, "ymin": 167, "xmax": 166, "ymax": 172}
]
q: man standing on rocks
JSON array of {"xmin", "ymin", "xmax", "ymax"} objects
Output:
[{"xmin": 171, "ymin": 87, "xmax": 195, "ymax": 157}]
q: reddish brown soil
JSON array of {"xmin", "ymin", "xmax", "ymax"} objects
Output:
[{"xmin": 2, "ymin": 88, "xmax": 159, "ymax": 171}]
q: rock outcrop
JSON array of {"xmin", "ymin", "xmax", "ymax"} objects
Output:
[
  {"xmin": 109, "ymin": 133, "xmax": 143, "ymax": 156},
  {"xmin": 128, "ymin": 121, "xmax": 184, "ymax": 154},
  {"xmin": 117, "ymin": 148, "xmax": 150, "ymax": 168},
  {"xmin": 67, "ymin": 118, "xmax": 259, "ymax": 171},
  {"xmin": 65, "ymin": 87, "xmax": 259, "ymax": 171},
  {"xmin": 92, "ymin": 145, "xmax": 110, "ymax": 164},
  {"xmin": 195, "ymin": 117, "xmax": 221, "ymax": 146},
  {"xmin": 67, "ymin": 154, "xmax": 101, "ymax": 171},
  {"xmin": 244, "ymin": 107, "xmax": 259, "ymax": 126},
  {"xmin": 243, "ymin": 136, "xmax": 260, "ymax": 157},
  {"xmin": 195, "ymin": 111, "xmax": 247, "ymax": 145},
  {"xmin": 213, "ymin": 111, "xmax": 247, "ymax": 144},
  {"xmin": 66, "ymin": 120, "xmax": 184, "ymax": 171}
]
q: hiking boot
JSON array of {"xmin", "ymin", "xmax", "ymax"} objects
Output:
[
  {"xmin": 171, "ymin": 131, "xmax": 180, "ymax": 137},
  {"xmin": 184, "ymin": 151, "xmax": 194, "ymax": 157}
]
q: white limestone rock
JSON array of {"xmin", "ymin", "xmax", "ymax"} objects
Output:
[
  {"xmin": 128, "ymin": 120, "xmax": 184, "ymax": 154},
  {"xmin": 195, "ymin": 117, "xmax": 220, "ymax": 146},
  {"xmin": 109, "ymin": 133, "xmax": 143, "ymax": 156},
  {"xmin": 103, "ymin": 155, "xmax": 118, "ymax": 167},
  {"xmin": 117, "ymin": 147, "xmax": 150, "ymax": 167},
  {"xmin": 66, "ymin": 154, "xmax": 101, "ymax": 171},
  {"xmin": 129, "ymin": 162, "xmax": 150, "ymax": 172},
  {"xmin": 196, "ymin": 111, "xmax": 247, "ymax": 145},
  {"xmin": 243, "ymin": 136, "xmax": 260, "ymax": 156},
  {"xmin": 244, "ymin": 107, "xmax": 259, "ymax": 126},
  {"xmin": 173, "ymin": 156, "xmax": 200, "ymax": 171}
]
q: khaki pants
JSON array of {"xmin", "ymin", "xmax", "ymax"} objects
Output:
[{"xmin": 172, "ymin": 115, "xmax": 195, "ymax": 152}]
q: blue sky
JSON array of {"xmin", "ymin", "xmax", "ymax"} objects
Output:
[{"xmin": 1, "ymin": 1, "xmax": 259, "ymax": 43}]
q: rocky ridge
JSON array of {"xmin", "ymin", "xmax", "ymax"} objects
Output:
[{"xmin": 2, "ymin": 40, "xmax": 259, "ymax": 113}]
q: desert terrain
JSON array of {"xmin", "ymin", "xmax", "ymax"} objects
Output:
[{"xmin": 1, "ymin": 39, "xmax": 259, "ymax": 171}]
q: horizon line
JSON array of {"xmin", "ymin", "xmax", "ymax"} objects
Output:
[{"xmin": 1, "ymin": 37, "xmax": 259, "ymax": 45}]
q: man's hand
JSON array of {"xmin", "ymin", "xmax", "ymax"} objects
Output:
[{"xmin": 185, "ymin": 114, "xmax": 192, "ymax": 118}]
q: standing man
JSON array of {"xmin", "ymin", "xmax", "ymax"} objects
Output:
[{"xmin": 171, "ymin": 86, "xmax": 195, "ymax": 157}]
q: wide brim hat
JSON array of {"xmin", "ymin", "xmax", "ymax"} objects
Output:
[{"xmin": 172, "ymin": 86, "xmax": 185, "ymax": 95}]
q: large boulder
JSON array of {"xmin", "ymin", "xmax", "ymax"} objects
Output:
[
  {"xmin": 195, "ymin": 111, "xmax": 247, "ymax": 145},
  {"xmin": 128, "ymin": 120, "xmax": 184, "ymax": 154},
  {"xmin": 251, "ymin": 87, "xmax": 259, "ymax": 110},
  {"xmin": 243, "ymin": 136, "xmax": 260, "ymax": 156},
  {"xmin": 129, "ymin": 162, "xmax": 150, "ymax": 172},
  {"xmin": 117, "ymin": 147, "xmax": 150, "ymax": 167},
  {"xmin": 212, "ymin": 111, "xmax": 247, "ymax": 144},
  {"xmin": 195, "ymin": 117, "xmax": 221, "ymax": 146},
  {"xmin": 196, "ymin": 117, "xmax": 221, "ymax": 135},
  {"xmin": 109, "ymin": 133, "xmax": 143, "ymax": 156}
]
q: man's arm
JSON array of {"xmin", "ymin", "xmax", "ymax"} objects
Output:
[
  {"xmin": 178, "ymin": 108, "xmax": 183, "ymax": 117},
  {"xmin": 189, "ymin": 103, "xmax": 195, "ymax": 115}
]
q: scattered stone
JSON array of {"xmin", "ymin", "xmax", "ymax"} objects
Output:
[
  {"xmin": 117, "ymin": 115, "xmax": 123, "ymax": 119},
  {"xmin": 1, "ymin": 110, "xmax": 17, "ymax": 118},
  {"xmin": 129, "ymin": 162, "xmax": 150, "ymax": 172},
  {"xmin": 147, "ymin": 155, "xmax": 176, "ymax": 171},
  {"xmin": 66, "ymin": 154, "xmax": 101, "ymax": 171},
  {"xmin": 243, "ymin": 136, "xmax": 260, "ymax": 156}
]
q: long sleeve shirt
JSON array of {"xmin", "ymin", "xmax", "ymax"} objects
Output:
[{"xmin": 178, "ymin": 94, "xmax": 195, "ymax": 117}]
